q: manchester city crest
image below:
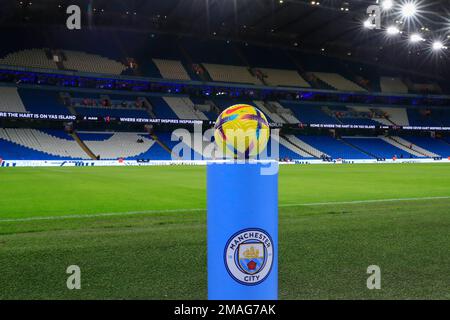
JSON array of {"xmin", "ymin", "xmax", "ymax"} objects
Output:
[{"xmin": 224, "ymin": 228, "xmax": 274, "ymax": 286}]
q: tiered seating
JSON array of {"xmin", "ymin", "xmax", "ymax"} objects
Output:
[
  {"xmin": 379, "ymin": 136, "xmax": 426, "ymax": 157},
  {"xmin": 343, "ymin": 137, "xmax": 413, "ymax": 159},
  {"xmin": 163, "ymin": 97, "xmax": 208, "ymax": 120},
  {"xmin": 390, "ymin": 136, "xmax": 438, "ymax": 157},
  {"xmin": 152, "ymin": 59, "xmax": 191, "ymax": 81},
  {"xmin": 411, "ymin": 108, "xmax": 450, "ymax": 127},
  {"xmin": 329, "ymin": 105, "xmax": 381, "ymax": 126},
  {"xmin": 63, "ymin": 50, "xmax": 127, "ymax": 75},
  {"xmin": 171, "ymin": 130, "xmax": 212, "ymax": 160},
  {"xmin": 202, "ymin": 64, "xmax": 262, "ymax": 85},
  {"xmin": 380, "ymin": 77, "xmax": 408, "ymax": 94},
  {"xmin": 81, "ymin": 132, "xmax": 156, "ymax": 159},
  {"xmin": 0, "ymin": 87, "xmax": 28, "ymax": 113},
  {"xmin": 147, "ymin": 97, "xmax": 179, "ymax": 119},
  {"xmin": 299, "ymin": 135, "xmax": 372, "ymax": 159},
  {"xmin": 268, "ymin": 101, "xmax": 300, "ymax": 124},
  {"xmin": 0, "ymin": 49, "xmax": 58, "ymax": 70},
  {"xmin": 285, "ymin": 135, "xmax": 325, "ymax": 158},
  {"xmin": 271, "ymin": 134, "xmax": 313, "ymax": 159},
  {"xmin": 406, "ymin": 109, "xmax": 440, "ymax": 127},
  {"xmin": 156, "ymin": 132, "xmax": 200, "ymax": 160},
  {"xmin": 373, "ymin": 107, "xmax": 409, "ymax": 126},
  {"xmin": 18, "ymin": 88, "xmax": 72, "ymax": 114},
  {"xmin": 281, "ymin": 102, "xmax": 340, "ymax": 124},
  {"xmin": 256, "ymin": 68, "xmax": 310, "ymax": 87},
  {"xmin": 312, "ymin": 72, "xmax": 367, "ymax": 92},
  {"xmin": 401, "ymin": 136, "xmax": 450, "ymax": 157},
  {"xmin": 0, "ymin": 128, "xmax": 88, "ymax": 159},
  {"xmin": 253, "ymin": 101, "xmax": 286, "ymax": 123}
]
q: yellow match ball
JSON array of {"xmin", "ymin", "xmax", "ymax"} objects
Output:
[{"xmin": 214, "ymin": 104, "xmax": 270, "ymax": 159}]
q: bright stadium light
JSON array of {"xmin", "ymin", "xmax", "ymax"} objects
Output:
[
  {"xmin": 401, "ymin": 2, "xmax": 417, "ymax": 18},
  {"xmin": 381, "ymin": 0, "xmax": 394, "ymax": 10},
  {"xmin": 410, "ymin": 33, "xmax": 424, "ymax": 43},
  {"xmin": 386, "ymin": 26, "xmax": 400, "ymax": 35},
  {"xmin": 432, "ymin": 41, "xmax": 445, "ymax": 50}
]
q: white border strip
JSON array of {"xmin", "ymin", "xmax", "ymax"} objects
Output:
[{"xmin": 1, "ymin": 158, "xmax": 449, "ymax": 167}]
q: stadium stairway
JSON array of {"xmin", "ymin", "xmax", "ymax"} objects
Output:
[
  {"xmin": 337, "ymin": 137, "xmax": 378, "ymax": 159},
  {"xmin": 253, "ymin": 101, "xmax": 286, "ymax": 123},
  {"xmin": 268, "ymin": 102, "xmax": 300, "ymax": 124},
  {"xmin": 379, "ymin": 136, "xmax": 426, "ymax": 157},
  {"xmin": 401, "ymin": 136, "xmax": 450, "ymax": 157},
  {"xmin": 149, "ymin": 133, "xmax": 175, "ymax": 158},
  {"xmin": 284, "ymin": 135, "xmax": 324, "ymax": 158},
  {"xmin": 71, "ymin": 131, "xmax": 98, "ymax": 159},
  {"xmin": 390, "ymin": 136, "xmax": 439, "ymax": 158},
  {"xmin": 271, "ymin": 133, "xmax": 313, "ymax": 159},
  {"xmin": 390, "ymin": 136, "xmax": 439, "ymax": 157}
]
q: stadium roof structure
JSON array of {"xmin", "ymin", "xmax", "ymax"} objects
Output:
[{"xmin": 2, "ymin": 0, "xmax": 450, "ymax": 73}]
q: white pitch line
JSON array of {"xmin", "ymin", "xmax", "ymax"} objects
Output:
[
  {"xmin": 0, "ymin": 196, "xmax": 448, "ymax": 223},
  {"xmin": 280, "ymin": 196, "xmax": 450, "ymax": 207}
]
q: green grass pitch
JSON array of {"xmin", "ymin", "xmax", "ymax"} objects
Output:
[{"xmin": 0, "ymin": 163, "xmax": 449, "ymax": 299}]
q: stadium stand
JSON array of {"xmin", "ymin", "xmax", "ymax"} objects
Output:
[
  {"xmin": 254, "ymin": 101, "xmax": 301, "ymax": 124},
  {"xmin": 389, "ymin": 136, "xmax": 439, "ymax": 157},
  {"xmin": 379, "ymin": 136, "xmax": 428, "ymax": 157},
  {"xmin": 380, "ymin": 77, "xmax": 409, "ymax": 94},
  {"xmin": 18, "ymin": 88, "xmax": 72, "ymax": 115},
  {"xmin": 0, "ymin": 128, "xmax": 181, "ymax": 160},
  {"xmin": 152, "ymin": 59, "xmax": 191, "ymax": 81},
  {"xmin": 271, "ymin": 133, "xmax": 314, "ymax": 159},
  {"xmin": 163, "ymin": 97, "xmax": 208, "ymax": 120},
  {"xmin": 331, "ymin": 106, "xmax": 380, "ymax": 126},
  {"xmin": 62, "ymin": 50, "xmax": 127, "ymax": 75},
  {"xmin": 0, "ymin": 87, "xmax": 28, "ymax": 113},
  {"xmin": 253, "ymin": 101, "xmax": 286, "ymax": 123},
  {"xmin": 284, "ymin": 135, "xmax": 326, "ymax": 158},
  {"xmin": 269, "ymin": 102, "xmax": 300, "ymax": 124},
  {"xmin": 311, "ymin": 72, "xmax": 367, "ymax": 92},
  {"xmin": 202, "ymin": 64, "xmax": 262, "ymax": 85},
  {"xmin": 401, "ymin": 135, "xmax": 450, "ymax": 157},
  {"xmin": 80, "ymin": 132, "xmax": 156, "ymax": 159},
  {"xmin": 255, "ymin": 68, "xmax": 311, "ymax": 87},
  {"xmin": 1, "ymin": 29, "xmax": 450, "ymax": 163},
  {"xmin": 280, "ymin": 102, "xmax": 341, "ymax": 124},
  {"xmin": 371, "ymin": 107, "xmax": 409, "ymax": 126},
  {"xmin": 342, "ymin": 136, "xmax": 415, "ymax": 159},
  {"xmin": 0, "ymin": 49, "xmax": 58, "ymax": 70},
  {"xmin": 299, "ymin": 135, "xmax": 373, "ymax": 159},
  {"xmin": 0, "ymin": 128, "xmax": 88, "ymax": 159}
]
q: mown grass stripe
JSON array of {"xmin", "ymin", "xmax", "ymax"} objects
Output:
[{"xmin": 0, "ymin": 196, "xmax": 448, "ymax": 223}]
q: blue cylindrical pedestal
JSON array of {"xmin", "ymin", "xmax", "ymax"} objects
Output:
[{"xmin": 207, "ymin": 161, "xmax": 278, "ymax": 300}]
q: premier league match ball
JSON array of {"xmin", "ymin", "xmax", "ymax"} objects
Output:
[{"xmin": 214, "ymin": 104, "xmax": 270, "ymax": 159}]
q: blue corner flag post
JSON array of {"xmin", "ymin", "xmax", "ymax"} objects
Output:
[{"xmin": 207, "ymin": 161, "xmax": 278, "ymax": 300}]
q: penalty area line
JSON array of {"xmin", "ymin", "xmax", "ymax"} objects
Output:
[{"xmin": 0, "ymin": 196, "xmax": 449, "ymax": 223}]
